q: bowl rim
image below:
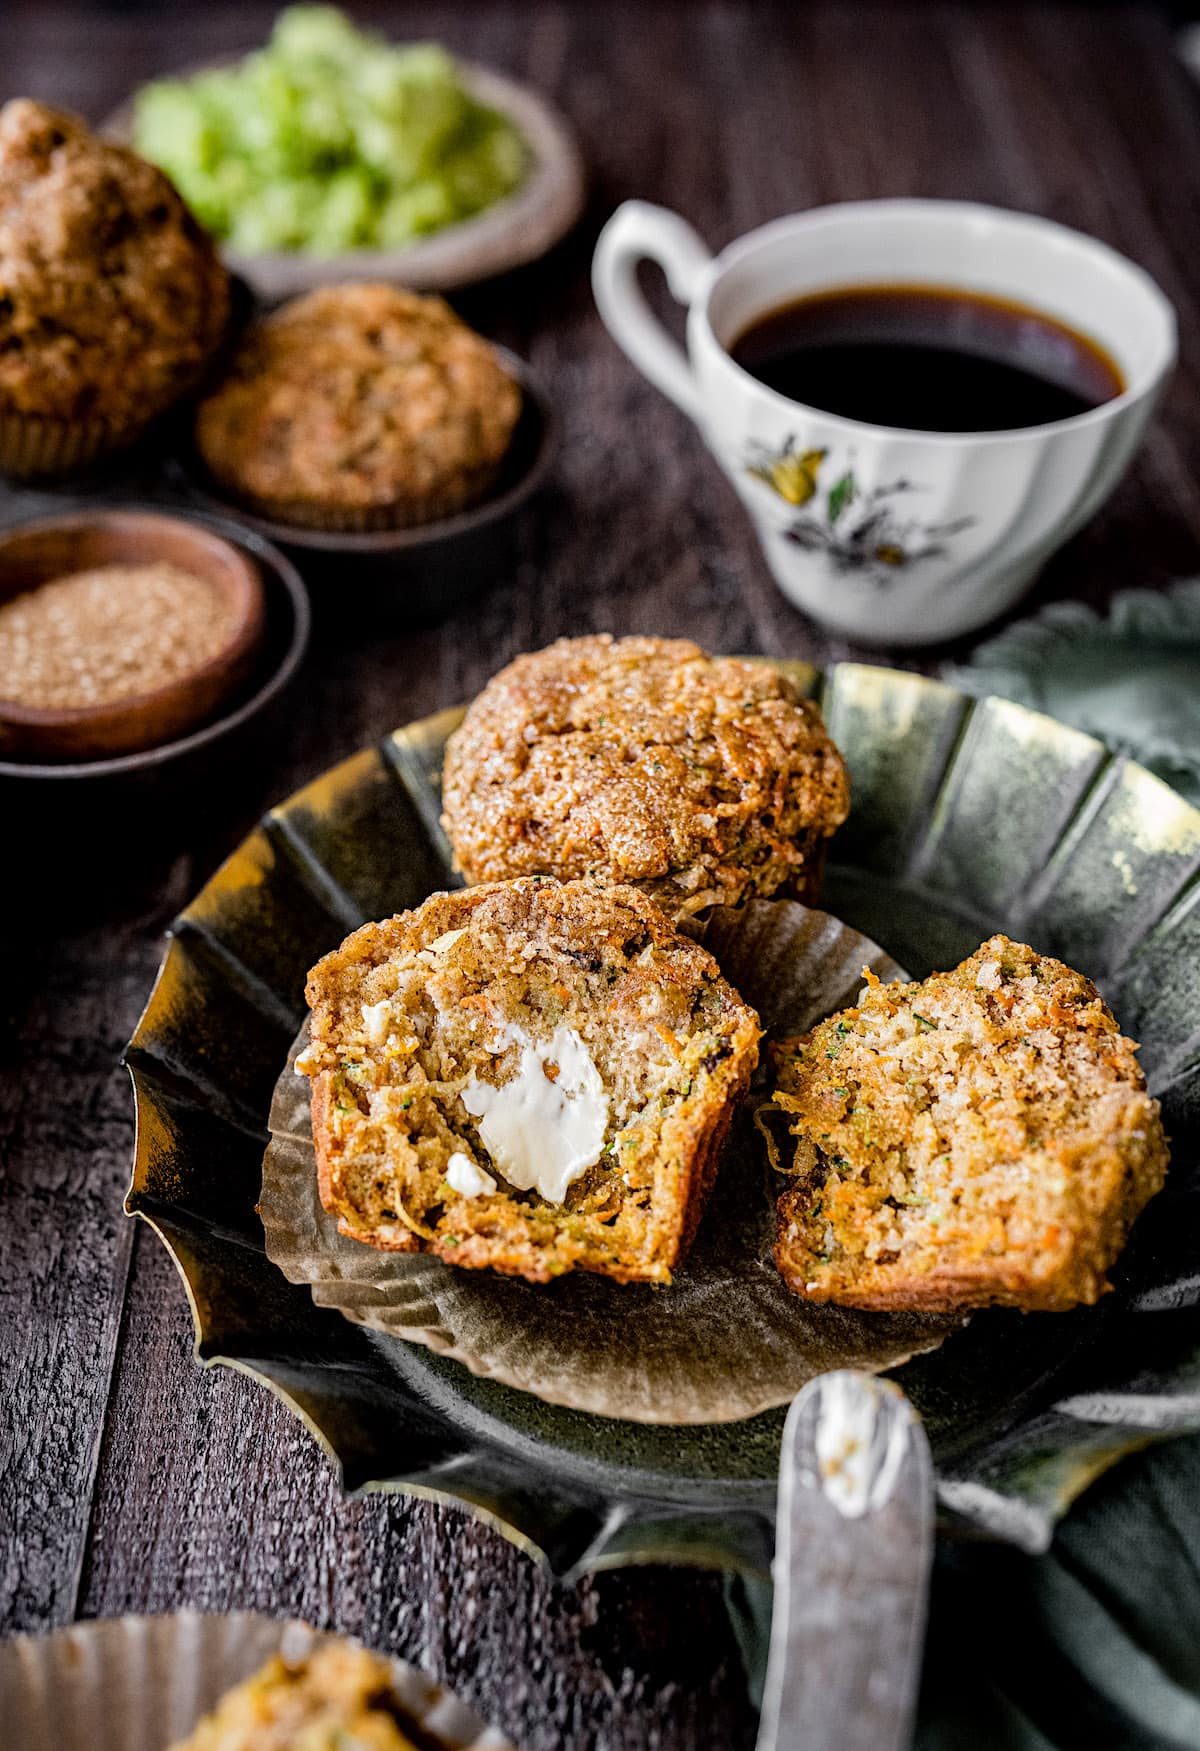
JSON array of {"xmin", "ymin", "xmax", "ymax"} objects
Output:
[
  {"xmin": 0, "ymin": 506, "xmax": 310, "ymax": 782},
  {"xmin": 0, "ymin": 509, "xmax": 266, "ymax": 734},
  {"xmin": 103, "ymin": 56, "xmax": 586, "ymax": 296},
  {"xmin": 170, "ymin": 346, "xmax": 558, "ymax": 555}
]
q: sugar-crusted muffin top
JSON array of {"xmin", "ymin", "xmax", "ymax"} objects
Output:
[
  {"xmin": 194, "ymin": 282, "xmax": 522, "ymax": 514},
  {"xmin": 441, "ymin": 635, "xmax": 850, "ymax": 918},
  {"xmin": 768, "ymin": 935, "xmax": 1168, "ymax": 1311},
  {"xmin": 0, "ymin": 100, "xmax": 231, "ymax": 423}
]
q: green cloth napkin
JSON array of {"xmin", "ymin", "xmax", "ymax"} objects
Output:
[{"xmin": 944, "ymin": 581, "xmax": 1200, "ymax": 806}]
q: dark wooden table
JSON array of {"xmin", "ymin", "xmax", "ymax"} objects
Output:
[{"xmin": 3, "ymin": 4, "xmax": 1199, "ymax": 1747}]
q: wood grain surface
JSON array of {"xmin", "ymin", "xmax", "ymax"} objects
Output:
[{"xmin": 2, "ymin": 5, "xmax": 1199, "ymax": 1747}]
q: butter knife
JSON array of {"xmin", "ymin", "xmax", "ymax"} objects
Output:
[{"xmin": 755, "ymin": 1370, "xmax": 934, "ymax": 1751}]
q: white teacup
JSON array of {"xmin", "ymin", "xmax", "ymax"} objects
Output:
[{"xmin": 592, "ymin": 199, "xmax": 1176, "ymax": 645}]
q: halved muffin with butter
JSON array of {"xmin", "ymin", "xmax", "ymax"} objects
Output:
[{"xmin": 297, "ymin": 878, "xmax": 761, "ymax": 1284}]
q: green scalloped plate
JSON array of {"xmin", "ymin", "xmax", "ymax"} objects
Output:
[{"xmin": 124, "ymin": 663, "xmax": 1200, "ymax": 1579}]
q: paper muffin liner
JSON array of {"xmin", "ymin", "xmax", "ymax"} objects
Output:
[
  {"xmin": 0, "ymin": 1612, "xmax": 514, "ymax": 1751},
  {"xmin": 230, "ymin": 460, "xmax": 504, "ymax": 533},
  {"xmin": 261, "ymin": 900, "xmax": 960, "ymax": 1426},
  {"xmin": 0, "ymin": 405, "xmax": 146, "ymax": 480}
]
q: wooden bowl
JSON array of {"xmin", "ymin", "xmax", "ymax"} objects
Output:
[{"xmin": 0, "ymin": 510, "xmax": 266, "ymax": 762}]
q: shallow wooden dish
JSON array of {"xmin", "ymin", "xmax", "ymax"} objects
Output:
[{"xmin": 0, "ymin": 510, "xmax": 266, "ymax": 762}]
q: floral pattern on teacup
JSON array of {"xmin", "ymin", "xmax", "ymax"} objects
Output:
[{"xmin": 746, "ymin": 437, "xmax": 976, "ymax": 581}]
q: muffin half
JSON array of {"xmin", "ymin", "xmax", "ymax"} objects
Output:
[
  {"xmin": 297, "ymin": 878, "xmax": 762, "ymax": 1284},
  {"xmin": 0, "ymin": 100, "xmax": 231, "ymax": 477},
  {"xmin": 441, "ymin": 635, "xmax": 850, "ymax": 918},
  {"xmin": 194, "ymin": 283, "xmax": 522, "ymax": 530},
  {"xmin": 766, "ymin": 936, "xmax": 1168, "ymax": 1312}
]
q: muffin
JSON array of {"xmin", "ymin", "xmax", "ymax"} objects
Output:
[
  {"xmin": 0, "ymin": 99, "xmax": 231, "ymax": 477},
  {"xmin": 766, "ymin": 936, "xmax": 1169, "ymax": 1312},
  {"xmin": 296, "ymin": 877, "xmax": 762, "ymax": 1284},
  {"xmin": 169, "ymin": 1641, "xmax": 432, "ymax": 1751},
  {"xmin": 441, "ymin": 635, "xmax": 850, "ymax": 918},
  {"xmin": 194, "ymin": 283, "xmax": 522, "ymax": 531}
]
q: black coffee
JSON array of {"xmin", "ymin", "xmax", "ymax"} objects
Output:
[{"xmin": 730, "ymin": 284, "xmax": 1125, "ymax": 432}]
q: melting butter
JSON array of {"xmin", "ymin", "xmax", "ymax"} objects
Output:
[
  {"xmin": 460, "ymin": 1025, "xmax": 609, "ymax": 1205},
  {"xmin": 446, "ymin": 1152, "xmax": 496, "ymax": 1198}
]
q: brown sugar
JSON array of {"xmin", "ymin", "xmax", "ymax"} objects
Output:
[{"xmin": 0, "ymin": 562, "xmax": 238, "ymax": 710}]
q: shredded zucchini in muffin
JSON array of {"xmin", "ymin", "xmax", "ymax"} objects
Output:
[
  {"xmin": 766, "ymin": 936, "xmax": 1168, "ymax": 1312},
  {"xmin": 298, "ymin": 878, "xmax": 761, "ymax": 1284}
]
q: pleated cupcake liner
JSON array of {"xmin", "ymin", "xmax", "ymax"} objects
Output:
[{"xmin": 0, "ymin": 1612, "xmax": 514, "ymax": 1751}]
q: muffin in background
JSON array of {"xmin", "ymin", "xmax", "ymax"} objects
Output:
[
  {"xmin": 169, "ymin": 1639, "xmax": 439, "ymax": 1751},
  {"xmin": 442, "ymin": 635, "xmax": 851, "ymax": 917},
  {"xmin": 194, "ymin": 283, "xmax": 523, "ymax": 531},
  {"xmin": 0, "ymin": 99, "xmax": 232, "ymax": 478}
]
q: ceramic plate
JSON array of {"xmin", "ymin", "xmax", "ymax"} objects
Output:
[
  {"xmin": 104, "ymin": 61, "xmax": 585, "ymax": 299},
  {"xmin": 124, "ymin": 664, "xmax": 1200, "ymax": 1578}
]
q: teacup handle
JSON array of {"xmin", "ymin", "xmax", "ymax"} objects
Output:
[{"xmin": 592, "ymin": 200, "xmax": 714, "ymax": 425}]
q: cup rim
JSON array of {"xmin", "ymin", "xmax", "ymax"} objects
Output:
[{"xmin": 694, "ymin": 197, "xmax": 1177, "ymax": 446}]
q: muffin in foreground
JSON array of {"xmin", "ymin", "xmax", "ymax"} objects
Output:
[
  {"xmin": 194, "ymin": 283, "xmax": 522, "ymax": 531},
  {"xmin": 296, "ymin": 877, "xmax": 762, "ymax": 1284},
  {"xmin": 0, "ymin": 99, "xmax": 231, "ymax": 477},
  {"xmin": 441, "ymin": 635, "xmax": 850, "ymax": 917},
  {"xmin": 169, "ymin": 1640, "xmax": 433, "ymax": 1751},
  {"xmin": 766, "ymin": 936, "xmax": 1168, "ymax": 1312}
]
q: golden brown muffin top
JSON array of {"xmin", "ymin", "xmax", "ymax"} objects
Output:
[
  {"xmin": 768, "ymin": 935, "xmax": 1169, "ymax": 1311},
  {"xmin": 0, "ymin": 100, "xmax": 231, "ymax": 423},
  {"xmin": 442, "ymin": 635, "xmax": 850, "ymax": 916},
  {"xmin": 194, "ymin": 283, "xmax": 522, "ymax": 512}
]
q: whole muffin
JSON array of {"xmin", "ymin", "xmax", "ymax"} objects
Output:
[
  {"xmin": 0, "ymin": 100, "xmax": 231, "ymax": 477},
  {"xmin": 442, "ymin": 635, "xmax": 850, "ymax": 917},
  {"xmin": 767, "ymin": 936, "xmax": 1169, "ymax": 1312},
  {"xmin": 296, "ymin": 877, "xmax": 762, "ymax": 1285},
  {"xmin": 194, "ymin": 283, "xmax": 522, "ymax": 531}
]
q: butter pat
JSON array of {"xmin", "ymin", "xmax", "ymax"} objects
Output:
[
  {"xmin": 446, "ymin": 1152, "xmax": 496, "ymax": 1198},
  {"xmin": 460, "ymin": 1025, "xmax": 609, "ymax": 1204}
]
